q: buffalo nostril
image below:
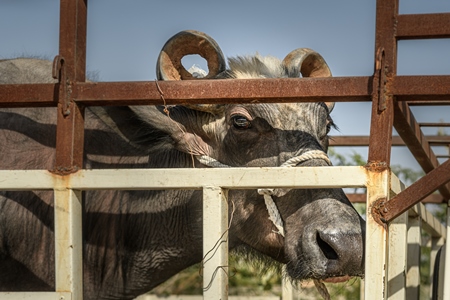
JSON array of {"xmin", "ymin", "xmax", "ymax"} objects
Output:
[{"xmin": 316, "ymin": 232, "xmax": 338, "ymax": 260}]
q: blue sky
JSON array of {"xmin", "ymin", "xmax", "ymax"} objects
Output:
[{"xmin": 1, "ymin": 0, "xmax": 449, "ymax": 171}]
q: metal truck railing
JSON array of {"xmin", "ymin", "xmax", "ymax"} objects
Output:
[{"xmin": 0, "ymin": 167, "xmax": 447, "ymax": 299}]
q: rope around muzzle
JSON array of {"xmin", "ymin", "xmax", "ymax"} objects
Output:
[{"xmin": 197, "ymin": 149, "xmax": 332, "ymax": 300}]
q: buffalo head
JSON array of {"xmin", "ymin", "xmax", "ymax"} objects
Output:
[{"xmin": 153, "ymin": 30, "xmax": 365, "ymax": 281}]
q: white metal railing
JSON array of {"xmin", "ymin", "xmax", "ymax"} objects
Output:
[{"xmin": 0, "ymin": 166, "xmax": 447, "ymax": 300}]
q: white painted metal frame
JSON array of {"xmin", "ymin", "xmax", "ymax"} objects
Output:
[{"xmin": 0, "ymin": 166, "xmax": 447, "ymax": 300}]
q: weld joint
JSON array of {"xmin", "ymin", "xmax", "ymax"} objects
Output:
[{"xmin": 371, "ymin": 197, "xmax": 389, "ymax": 226}]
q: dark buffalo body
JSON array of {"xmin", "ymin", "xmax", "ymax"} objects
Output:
[{"xmin": 0, "ymin": 31, "xmax": 365, "ymax": 299}]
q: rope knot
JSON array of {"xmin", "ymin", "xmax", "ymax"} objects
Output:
[{"xmin": 196, "ymin": 149, "xmax": 332, "ymax": 238}]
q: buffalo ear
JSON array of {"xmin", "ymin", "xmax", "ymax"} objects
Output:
[{"xmin": 125, "ymin": 106, "xmax": 212, "ymax": 156}]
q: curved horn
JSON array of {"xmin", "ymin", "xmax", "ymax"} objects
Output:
[
  {"xmin": 157, "ymin": 30, "xmax": 226, "ymax": 81},
  {"xmin": 282, "ymin": 48, "xmax": 334, "ymax": 111}
]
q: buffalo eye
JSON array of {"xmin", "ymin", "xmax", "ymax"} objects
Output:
[{"xmin": 231, "ymin": 115, "xmax": 252, "ymax": 130}]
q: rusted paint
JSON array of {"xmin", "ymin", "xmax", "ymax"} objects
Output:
[
  {"xmin": 367, "ymin": 0, "xmax": 398, "ymax": 169},
  {"xmin": 53, "ymin": 0, "xmax": 88, "ymax": 174},
  {"xmin": 381, "ymin": 158, "xmax": 450, "ymax": 223},
  {"xmin": 371, "ymin": 197, "xmax": 388, "ymax": 226},
  {"xmin": 1, "ymin": 74, "xmax": 450, "ymax": 107},
  {"xmin": 52, "ymin": 55, "xmax": 64, "ymax": 80},
  {"xmin": 393, "ymin": 76, "xmax": 450, "ymax": 101},
  {"xmin": 374, "ymin": 48, "xmax": 387, "ymax": 112},
  {"xmin": 397, "ymin": 13, "xmax": 450, "ymax": 40},
  {"xmin": 330, "ymin": 135, "xmax": 450, "ymax": 147},
  {"xmin": 365, "ymin": 161, "xmax": 389, "ymax": 173},
  {"xmin": 367, "ymin": 0, "xmax": 399, "ymax": 175},
  {"xmin": 419, "ymin": 122, "xmax": 450, "ymax": 128},
  {"xmin": 347, "ymin": 193, "xmax": 445, "ymax": 204},
  {"xmin": 74, "ymin": 77, "xmax": 373, "ymax": 106},
  {"xmin": 54, "ymin": 56, "xmax": 71, "ymax": 116},
  {"xmin": 0, "ymin": 84, "xmax": 57, "ymax": 107},
  {"xmin": 50, "ymin": 166, "xmax": 80, "ymax": 176}
]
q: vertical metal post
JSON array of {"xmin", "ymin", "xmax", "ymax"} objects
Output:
[
  {"xmin": 443, "ymin": 205, "xmax": 450, "ymax": 299},
  {"xmin": 366, "ymin": 1, "xmax": 399, "ymax": 298},
  {"xmin": 387, "ymin": 212, "xmax": 407, "ymax": 299},
  {"xmin": 365, "ymin": 170, "xmax": 390, "ymax": 300},
  {"xmin": 55, "ymin": 0, "xmax": 87, "ymax": 173},
  {"xmin": 367, "ymin": 0, "xmax": 398, "ymax": 166},
  {"xmin": 406, "ymin": 215, "xmax": 421, "ymax": 299},
  {"xmin": 54, "ymin": 188, "xmax": 83, "ymax": 300},
  {"xmin": 429, "ymin": 237, "xmax": 444, "ymax": 299},
  {"xmin": 203, "ymin": 186, "xmax": 228, "ymax": 300}
]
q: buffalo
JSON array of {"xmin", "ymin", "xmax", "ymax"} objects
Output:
[{"xmin": 0, "ymin": 30, "xmax": 365, "ymax": 299}]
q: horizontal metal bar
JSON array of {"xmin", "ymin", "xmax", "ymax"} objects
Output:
[
  {"xmin": 393, "ymin": 76, "xmax": 450, "ymax": 101},
  {"xmin": 74, "ymin": 77, "xmax": 372, "ymax": 105},
  {"xmin": 347, "ymin": 193, "xmax": 445, "ymax": 204},
  {"xmin": 409, "ymin": 202, "xmax": 447, "ymax": 239},
  {"xmin": 0, "ymin": 292, "xmax": 71, "ymax": 300},
  {"xmin": 330, "ymin": 135, "xmax": 450, "ymax": 146},
  {"xmin": 0, "ymin": 77, "xmax": 372, "ymax": 107},
  {"xmin": 397, "ymin": 13, "xmax": 450, "ymax": 40},
  {"xmin": 331, "ymin": 135, "xmax": 404, "ymax": 146},
  {"xmin": 419, "ymin": 123, "xmax": 450, "ymax": 127},
  {"xmin": 0, "ymin": 166, "xmax": 367, "ymax": 190},
  {"xmin": 0, "ymin": 84, "xmax": 57, "ymax": 107},
  {"xmin": 407, "ymin": 100, "xmax": 450, "ymax": 106},
  {"xmin": 1, "ymin": 76, "xmax": 450, "ymax": 107}
]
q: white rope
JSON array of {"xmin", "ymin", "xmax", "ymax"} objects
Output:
[
  {"xmin": 197, "ymin": 149, "xmax": 332, "ymax": 237},
  {"xmin": 196, "ymin": 155, "xmax": 231, "ymax": 168},
  {"xmin": 260, "ymin": 190, "xmax": 285, "ymax": 236},
  {"xmin": 280, "ymin": 149, "xmax": 331, "ymax": 168}
]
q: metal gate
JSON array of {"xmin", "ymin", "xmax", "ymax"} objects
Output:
[{"xmin": 0, "ymin": 0, "xmax": 449, "ymax": 299}]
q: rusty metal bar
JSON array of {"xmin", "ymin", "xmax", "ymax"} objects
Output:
[
  {"xmin": 393, "ymin": 76, "xmax": 450, "ymax": 101},
  {"xmin": 54, "ymin": 0, "xmax": 87, "ymax": 174},
  {"xmin": 397, "ymin": 13, "xmax": 450, "ymax": 40},
  {"xmin": 74, "ymin": 77, "xmax": 372, "ymax": 105},
  {"xmin": 0, "ymin": 77, "xmax": 370, "ymax": 107},
  {"xmin": 407, "ymin": 100, "xmax": 450, "ymax": 106},
  {"xmin": 419, "ymin": 122, "xmax": 450, "ymax": 127},
  {"xmin": 367, "ymin": 0, "xmax": 398, "ymax": 168},
  {"xmin": 0, "ymin": 84, "xmax": 57, "ymax": 107},
  {"xmin": 330, "ymin": 135, "xmax": 450, "ymax": 146},
  {"xmin": 1, "ymin": 75, "xmax": 450, "ymax": 107},
  {"xmin": 331, "ymin": 135, "xmax": 403, "ymax": 146},
  {"xmin": 379, "ymin": 159, "xmax": 450, "ymax": 223},
  {"xmin": 393, "ymin": 101, "xmax": 450, "ymax": 198},
  {"xmin": 347, "ymin": 193, "xmax": 445, "ymax": 204}
]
